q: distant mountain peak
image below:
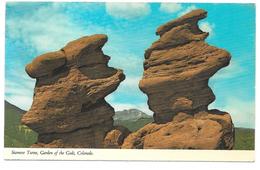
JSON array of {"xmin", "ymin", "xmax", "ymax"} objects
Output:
[{"xmin": 114, "ymin": 109, "xmax": 152, "ymax": 121}]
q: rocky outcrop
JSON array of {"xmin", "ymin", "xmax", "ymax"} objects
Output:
[
  {"xmin": 122, "ymin": 110, "xmax": 234, "ymax": 149},
  {"xmin": 121, "ymin": 9, "xmax": 234, "ymax": 149},
  {"xmin": 103, "ymin": 126, "xmax": 131, "ymax": 148},
  {"xmin": 22, "ymin": 34, "xmax": 125, "ymax": 148}
]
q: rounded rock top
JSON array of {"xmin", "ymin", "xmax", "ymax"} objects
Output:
[
  {"xmin": 61, "ymin": 34, "xmax": 108, "ymax": 62},
  {"xmin": 25, "ymin": 51, "xmax": 66, "ymax": 78},
  {"xmin": 156, "ymin": 9, "xmax": 207, "ymax": 36},
  {"xmin": 25, "ymin": 34, "xmax": 109, "ymax": 78}
]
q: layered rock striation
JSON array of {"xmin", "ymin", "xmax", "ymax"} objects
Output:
[
  {"xmin": 120, "ymin": 9, "xmax": 234, "ymax": 149},
  {"xmin": 140, "ymin": 9, "xmax": 231, "ymax": 123},
  {"xmin": 22, "ymin": 34, "xmax": 125, "ymax": 148}
]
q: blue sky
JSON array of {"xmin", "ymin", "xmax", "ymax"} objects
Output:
[{"xmin": 5, "ymin": 2, "xmax": 255, "ymax": 128}]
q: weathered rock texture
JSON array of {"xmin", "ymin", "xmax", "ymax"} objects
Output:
[
  {"xmin": 120, "ymin": 9, "xmax": 234, "ymax": 149},
  {"xmin": 22, "ymin": 34, "xmax": 125, "ymax": 148},
  {"xmin": 140, "ymin": 9, "xmax": 231, "ymax": 123},
  {"xmin": 103, "ymin": 126, "xmax": 131, "ymax": 148},
  {"xmin": 121, "ymin": 110, "xmax": 233, "ymax": 149}
]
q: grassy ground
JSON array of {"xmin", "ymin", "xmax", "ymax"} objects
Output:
[
  {"xmin": 234, "ymin": 128, "xmax": 255, "ymax": 150},
  {"xmin": 4, "ymin": 101, "xmax": 254, "ymax": 150}
]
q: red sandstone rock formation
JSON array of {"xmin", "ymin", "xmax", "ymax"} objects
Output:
[
  {"xmin": 22, "ymin": 9, "xmax": 234, "ymax": 149},
  {"xmin": 22, "ymin": 34, "xmax": 125, "ymax": 148},
  {"xmin": 140, "ymin": 9, "xmax": 231, "ymax": 123},
  {"xmin": 120, "ymin": 9, "xmax": 234, "ymax": 149},
  {"xmin": 103, "ymin": 126, "xmax": 131, "ymax": 148},
  {"xmin": 121, "ymin": 110, "xmax": 233, "ymax": 149}
]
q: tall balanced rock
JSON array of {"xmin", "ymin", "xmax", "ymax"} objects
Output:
[
  {"xmin": 141, "ymin": 9, "xmax": 231, "ymax": 123},
  {"xmin": 121, "ymin": 9, "xmax": 234, "ymax": 149},
  {"xmin": 22, "ymin": 34, "xmax": 125, "ymax": 148}
]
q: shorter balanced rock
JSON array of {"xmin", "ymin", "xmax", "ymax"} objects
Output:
[{"xmin": 22, "ymin": 34, "xmax": 125, "ymax": 148}]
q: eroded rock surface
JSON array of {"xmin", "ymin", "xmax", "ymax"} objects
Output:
[
  {"xmin": 122, "ymin": 110, "xmax": 234, "ymax": 149},
  {"xmin": 22, "ymin": 34, "xmax": 125, "ymax": 148},
  {"xmin": 103, "ymin": 126, "xmax": 131, "ymax": 148},
  {"xmin": 140, "ymin": 9, "xmax": 231, "ymax": 123},
  {"xmin": 121, "ymin": 9, "xmax": 234, "ymax": 149}
]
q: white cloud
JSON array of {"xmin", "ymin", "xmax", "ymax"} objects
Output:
[
  {"xmin": 105, "ymin": 76, "xmax": 143, "ymax": 103},
  {"xmin": 6, "ymin": 3, "xmax": 102, "ymax": 53},
  {"xmin": 199, "ymin": 21, "xmax": 214, "ymax": 35},
  {"xmin": 212, "ymin": 60, "xmax": 244, "ymax": 80},
  {"xmin": 5, "ymin": 80, "xmax": 33, "ymax": 97},
  {"xmin": 6, "ymin": 3, "xmax": 148, "ymax": 112},
  {"xmin": 5, "ymin": 94, "xmax": 33, "ymax": 111},
  {"xmin": 5, "ymin": 3, "xmax": 109, "ymax": 110},
  {"xmin": 177, "ymin": 5, "xmax": 197, "ymax": 17},
  {"xmin": 209, "ymin": 98, "xmax": 255, "ymax": 128},
  {"xmin": 112, "ymin": 76, "xmax": 142, "ymax": 97},
  {"xmin": 105, "ymin": 3, "xmax": 150, "ymax": 19},
  {"xmin": 159, "ymin": 3, "xmax": 182, "ymax": 13},
  {"xmin": 120, "ymin": 76, "xmax": 140, "ymax": 88},
  {"xmin": 107, "ymin": 52, "xmax": 143, "ymax": 76},
  {"xmin": 5, "ymin": 69, "xmax": 35, "ymax": 111},
  {"xmin": 177, "ymin": 5, "xmax": 215, "ymax": 36},
  {"xmin": 209, "ymin": 59, "xmax": 254, "ymax": 129}
]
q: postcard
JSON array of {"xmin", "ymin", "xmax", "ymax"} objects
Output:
[{"xmin": 3, "ymin": 1, "xmax": 255, "ymax": 161}]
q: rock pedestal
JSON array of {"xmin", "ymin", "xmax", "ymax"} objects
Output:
[
  {"xmin": 121, "ymin": 110, "xmax": 234, "ymax": 149},
  {"xmin": 22, "ymin": 34, "xmax": 125, "ymax": 148}
]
